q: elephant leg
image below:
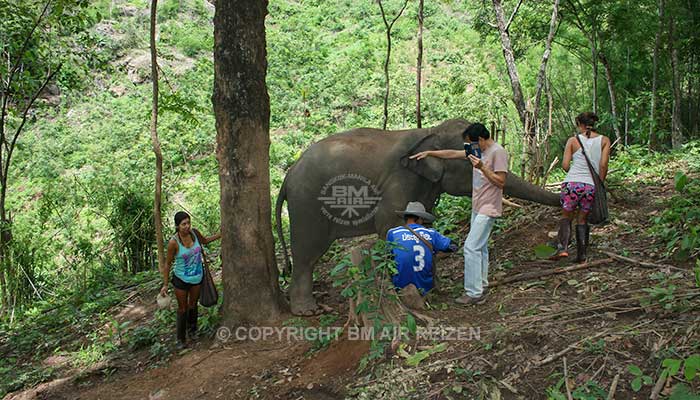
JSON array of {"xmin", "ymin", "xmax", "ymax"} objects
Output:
[
  {"xmin": 288, "ymin": 214, "xmax": 333, "ymax": 316},
  {"xmin": 375, "ymin": 205, "xmax": 402, "ymax": 238}
]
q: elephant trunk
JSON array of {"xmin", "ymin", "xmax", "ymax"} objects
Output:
[{"xmin": 503, "ymin": 173, "xmax": 560, "ymax": 206}]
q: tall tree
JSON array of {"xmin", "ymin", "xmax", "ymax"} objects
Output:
[
  {"xmin": 378, "ymin": 0, "xmax": 409, "ymax": 130},
  {"xmin": 650, "ymin": 0, "xmax": 665, "ymax": 150},
  {"xmin": 213, "ymin": 0, "xmax": 286, "ymax": 325},
  {"xmin": 416, "ymin": 0, "xmax": 424, "ymax": 129},
  {"xmin": 492, "ymin": 0, "xmax": 560, "ymax": 179},
  {"xmin": 591, "ymin": 21, "xmax": 598, "ymax": 114},
  {"xmin": 532, "ymin": 0, "xmax": 560, "ymax": 134},
  {"xmin": 149, "ymin": 0, "xmax": 165, "ymax": 278},
  {"xmin": 0, "ymin": 0, "xmax": 85, "ymax": 312},
  {"xmin": 567, "ymin": 0, "xmax": 621, "ymax": 143},
  {"xmin": 599, "ymin": 53, "xmax": 621, "ymax": 143},
  {"xmin": 492, "ymin": 0, "xmax": 527, "ymax": 128},
  {"xmin": 669, "ymin": 13, "xmax": 684, "ymax": 148}
]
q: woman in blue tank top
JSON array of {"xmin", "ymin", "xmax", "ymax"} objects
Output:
[
  {"xmin": 160, "ymin": 211, "xmax": 221, "ymax": 348},
  {"xmin": 554, "ymin": 112, "xmax": 611, "ymax": 262}
]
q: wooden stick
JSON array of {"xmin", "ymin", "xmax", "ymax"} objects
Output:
[
  {"xmin": 607, "ymin": 373, "xmax": 619, "ymax": 400},
  {"xmin": 649, "ymin": 371, "xmax": 668, "ymax": 400},
  {"xmin": 599, "ymin": 251, "xmax": 685, "ymax": 272},
  {"xmin": 535, "ymin": 329, "xmax": 611, "ymax": 366},
  {"xmin": 490, "ymin": 258, "xmax": 614, "ymax": 287},
  {"xmin": 564, "ymin": 357, "xmax": 574, "ymax": 400}
]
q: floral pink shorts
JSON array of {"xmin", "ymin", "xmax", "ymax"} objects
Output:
[{"xmin": 560, "ymin": 182, "xmax": 596, "ymax": 213}]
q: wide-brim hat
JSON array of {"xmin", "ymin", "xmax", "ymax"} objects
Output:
[{"xmin": 395, "ymin": 201, "xmax": 435, "ymax": 223}]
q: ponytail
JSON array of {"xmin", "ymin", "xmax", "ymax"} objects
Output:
[{"xmin": 575, "ymin": 112, "xmax": 599, "ymax": 138}]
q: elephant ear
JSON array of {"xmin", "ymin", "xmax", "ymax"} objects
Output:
[{"xmin": 400, "ymin": 134, "xmax": 444, "ymax": 183}]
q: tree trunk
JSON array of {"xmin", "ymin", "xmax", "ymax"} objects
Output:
[
  {"xmin": 213, "ymin": 0, "xmax": 286, "ymax": 325},
  {"xmin": 530, "ymin": 0, "xmax": 559, "ymax": 181},
  {"xmin": 625, "ymin": 102, "xmax": 629, "ymax": 145},
  {"xmin": 625, "ymin": 47, "xmax": 630, "ymax": 146},
  {"xmin": 0, "ymin": 253, "xmax": 6, "ymax": 314},
  {"xmin": 378, "ymin": 0, "xmax": 409, "ymax": 130},
  {"xmin": 591, "ymin": 23, "xmax": 598, "ymax": 114},
  {"xmin": 0, "ymin": 180, "xmax": 7, "ymax": 313},
  {"xmin": 687, "ymin": 53, "xmax": 693, "ymax": 136},
  {"xmin": 650, "ymin": 0, "xmax": 664, "ymax": 150},
  {"xmin": 416, "ymin": 0, "xmax": 423, "ymax": 129},
  {"xmin": 150, "ymin": 0, "xmax": 165, "ymax": 277},
  {"xmin": 492, "ymin": 0, "xmax": 527, "ymax": 127},
  {"xmin": 599, "ymin": 53, "xmax": 621, "ymax": 143},
  {"xmin": 669, "ymin": 14, "xmax": 684, "ymax": 148},
  {"xmin": 532, "ymin": 0, "xmax": 560, "ymax": 125}
]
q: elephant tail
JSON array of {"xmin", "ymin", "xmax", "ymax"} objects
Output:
[{"xmin": 275, "ymin": 174, "xmax": 293, "ymax": 277}]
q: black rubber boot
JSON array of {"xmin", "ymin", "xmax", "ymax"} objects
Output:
[
  {"xmin": 575, "ymin": 224, "xmax": 587, "ymax": 263},
  {"xmin": 585, "ymin": 224, "xmax": 590, "ymax": 247},
  {"xmin": 556, "ymin": 218, "xmax": 572, "ymax": 257},
  {"xmin": 176, "ymin": 311, "xmax": 187, "ymax": 349},
  {"xmin": 187, "ymin": 306, "xmax": 198, "ymax": 339}
]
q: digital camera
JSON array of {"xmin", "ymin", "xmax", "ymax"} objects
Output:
[{"xmin": 464, "ymin": 142, "xmax": 482, "ymax": 159}]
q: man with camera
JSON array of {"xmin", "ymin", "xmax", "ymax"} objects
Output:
[{"xmin": 410, "ymin": 123, "xmax": 508, "ymax": 305}]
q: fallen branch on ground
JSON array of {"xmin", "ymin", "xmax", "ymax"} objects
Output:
[
  {"xmin": 649, "ymin": 369, "xmax": 668, "ymax": 400},
  {"xmin": 490, "ymin": 258, "xmax": 614, "ymax": 287},
  {"xmin": 599, "ymin": 251, "xmax": 685, "ymax": 272},
  {"xmin": 607, "ymin": 374, "xmax": 619, "ymax": 400},
  {"xmin": 516, "ymin": 289, "xmax": 700, "ymax": 326},
  {"xmin": 535, "ymin": 330, "xmax": 611, "ymax": 367},
  {"xmin": 563, "ymin": 357, "xmax": 573, "ymax": 400}
]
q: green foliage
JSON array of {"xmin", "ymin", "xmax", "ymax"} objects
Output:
[
  {"xmin": 330, "ymin": 240, "xmax": 399, "ymax": 370},
  {"xmin": 432, "ymin": 195, "xmax": 471, "ymax": 234},
  {"xmin": 683, "ymin": 355, "xmax": 700, "ymax": 382},
  {"xmin": 658, "ymin": 355, "xmax": 700, "ymax": 384},
  {"xmin": 107, "ymin": 316, "xmax": 131, "ymax": 346},
  {"xmin": 650, "ymin": 171, "xmax": 700, "ymax": 260},
  {"xmin": 127, "ymin": 326, "xmax": 158, "ymax": 350},
  {"xmin": 625, "ymin": 355, "xmax": 700, "ymax": 397},
  {"xmin": 399, "ymin": 342, "xmax": 446, "ymax": 367},
  {"xmin": 571, "ymin": 381, "xmax": 608, "ymax": 400},
  {"xmin": 583, "ymin": 339, "xmax": 606, "ymax": 355},
  {"xmin": 628, "ymin": 364, "xmax": 654, "ymax": 392},
  {"xmin": 534, "ymin": 244, "xmax": 557, "ymax": 259},
  {"xmin": 109, "ymin": 187, "xmax": 156, "ymax": 275},
  {"xmin": 546, "ymin": 378, "xmax": 608, "ymax": 399},
  {"xmin": 640, "ymin": 272, "xmax": 685, "ymax": 311},
  {"xmin": 0, "ymin": 268, "xmax": 160, "ymax": 396},
  {"xmin": 669, "ymin": 384, "xmax": 700, "ymax": 400},
  {"xmin": 607, "ymin": 144, "xmax": 680, "ymax": 185}
]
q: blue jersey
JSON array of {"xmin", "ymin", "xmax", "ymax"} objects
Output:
[{"xmin": 386, "ymin": 224, "xmax": 453, "ymax": 294}]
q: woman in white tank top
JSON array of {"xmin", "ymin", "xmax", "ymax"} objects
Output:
[{"xmin": 554, "ymin": 112, "xmax": 611, "ymax": 262}]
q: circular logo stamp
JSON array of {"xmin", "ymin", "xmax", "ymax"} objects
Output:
[{"xmin": 317, "ymin": 174, "xmax": 382, "ymax": 226}]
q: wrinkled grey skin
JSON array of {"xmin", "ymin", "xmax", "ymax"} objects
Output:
[{"xmin": 275, "ymin": 119, "xmax": 558, "ymax": 315}]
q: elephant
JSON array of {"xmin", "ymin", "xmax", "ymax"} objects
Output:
[{"xmin": 275, "ymin": 119, "xmax": 559, "ymax": 315}]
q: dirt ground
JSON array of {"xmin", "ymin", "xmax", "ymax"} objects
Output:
[{"xmin": 4, "ymin": 172, "xmax": 700, "ymax": 400}]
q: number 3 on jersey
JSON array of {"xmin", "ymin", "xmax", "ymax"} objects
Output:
[{"xmin": 413, "ymin": 245, "xmax": 425, "ymax": 272}]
